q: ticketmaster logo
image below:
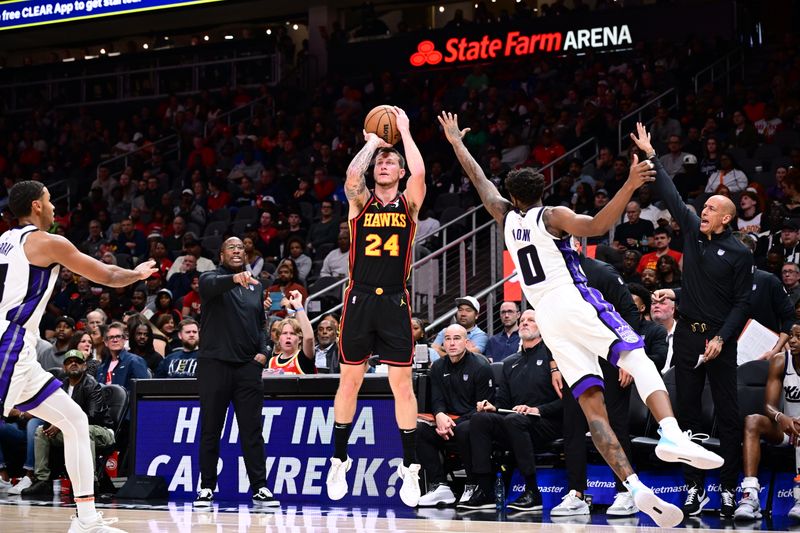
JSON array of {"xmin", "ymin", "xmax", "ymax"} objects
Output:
[{"xmin": 513, "ymin": 484, "xmax": 565, "ymax": 494}]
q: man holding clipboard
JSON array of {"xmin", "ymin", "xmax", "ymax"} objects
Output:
[{"xmin": 467, "ymin": 310, "xmax": 562, "ymax": 512}]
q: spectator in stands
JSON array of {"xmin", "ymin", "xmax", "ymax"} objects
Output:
[
  {"xmin": 738, "ymin": 188, "xmax": 763, "ymax": 234},
  {"xmin": 656, "ymin": 255, "xmax": 682, "ymax": 290},
  {"xmin": 175, "ymin": 189, "xmax": 207, "ymax": 230},
  {"xmin": 410, "ymin": 317, "xmax": 439, "ymax": 366},
  {"xmin": 268, "ymin": 258, "xmax": 308, "ymax": 317},
  {"xmin": 91, "ymin": 167, "xmax": 118, "ymax": 199},
  {"xmin": 156, "ymin": 318, "xmax": 200, "ymax": 378},
  {"xmin": 659, "ymin": 135, "xmax": 689, "ymax": 179},
  {"xmin": 242, "ymin": 236, "xmax": 264, "ymax": 278},
  {"xmin": 164, "ymin": 216, "xmax": 187, "ymax": 255},
  {"xmin": 229, "ymin": 148, "xmax": 265, "ymax": 181},
  {"xmin": 155, "ymin": 314, "xmax": 181, "ymax": 353},
  {"xmin": 181, "ymin": 274, "xmax": 202, "ymax": 320},
  {"xmin": 484, "ymin": 301, "xmax": 520, "ymax": 363},
  {"xmin": 704, "ymin": 153, "xmax": 749, "ymax": 194},
  {"xmin": 68, "ymin": 330, "xmax": 100, "ymax": 380},
  {"xmin": 167, "ymin": 236, "xmax": 216, "ymax": 279},
  {"xmin": 267, "ymin": 291, "xmax": 315, "ymax": 375},
  {"xmin": 286, "ymin": 236, "xmax": 312, "ymax": 284},
  {"xmin": 603, "ymin": 157, "xmax": 631, "ymax": 198},
  {"xmin": 650, "ymin": 106, "xmax": 682, "ymax": 145},
  {"xmin": 777, "ymin": 219, "xmax": 800, "ymax": 265},
  {"xmin": 651, "ymin": 294, "xmax": 677, "ymax": 373},
  {"xmin": 782, "ymin": 262, "xmax": 800, "ymax": 308},
  {"xmin": 620, "ymin": 250, "xmax": 642, "ymax": 284},
  {"xmin": 96, "ymin": 322, "xmax": 149, "ymax": 388},
  {"xmin": 733, "ymin": 322, "xmax": 800, "ymax": 521},
  {"xmin": 637, "ymin": 227, "xmax": 682, "ymax": 273},
  {"xmin": 593, "ymin": 146, "xmax": 615, "ymax": 185},
  {"xmin": 530, "ymin": 128, "xmax": 565, "ymax": 181},
  {"xmin": 417, "ymin": 324, "xmax": 494, "ymax": 508},
  {"xmin": 19, "ymin": 349, "xmax": 115, "ymax": 498},
  {"xmin": 167, "ymin": 253, "xmax": 198, "ymax": 302},
  {"xmin": 320, "ymin": 230, "xmax": 350, "ymax": 279},
  {"xmin": 152, "ymin": 288, "xmax": 182, "ymax": 325},
  {"xmin": 432, "ymin": 296, "xmax": 489, "ymax": 357},
  {"xmin": 314, "ymin": 316, "xmax": 340, "ymax": 373},
  {"xmin": 698, "ymin": 136, "xmax": 721, "ymax": 179},
  {"xmin": 81, "ymin": 220, "xmax": 105, "ymax": 259},
  {"xmin": 640, "ymin": 268, "xmax": 659, "ymax": 292},
  {"xmin": 728, "ymin": 110, "xmax": 759, "ymax": 153},
  {"xmin": 572, "ymin": 182, "xmax": 594, "ymax": 215},
  {"xmin": 206, "ymin": 179, "xmax": 231, "ymax": 213},
  {"xmin": 85, "ymin": 309, "xmax": 108, "ymax": 338},
  {"xmin": 128, "ymin": 319, "xmax": 163, "ymax": 373},
  {"xmin": 465, "ymin": 310, "xmax": 561, "ymax": 512},
  {"xmin": 307, "ymin": 199, "xmax": 339, "ymax": 256},
  {"xmin": 116, "ymin": 217, "xmax": 147, "ymax": 259},
  {"xmin": 186, "ymin": 136, "xmax": 216, "ymax": 173},
  {"xmin": 754, "ymin": 103, "xmax": 783, "ymax": 143},
  {"xmin": 613, "ymin": 201, "xmax": 654, "ymax": 253},
  {"xmin": 41, "ymin": 316, "xmax": 75, "ymax": 370}
]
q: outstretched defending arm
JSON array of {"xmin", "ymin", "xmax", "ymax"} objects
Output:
[{"xmin": 438, "ymin": 112, "xmax": 512, "ymax": 224}]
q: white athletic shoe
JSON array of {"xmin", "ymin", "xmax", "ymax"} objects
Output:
[
  {"xmin": 550, "ymin": 490, "xmax": 590, "ymax": 516},
  {"xmin": 397, "ymin": 463, "xmax": 421, "ymax": 507},
  {"xmin": 788, "ymin": 499, "xmax": 800, "ymax": 521},
  {"xmin": 459, "ymin": 484, "xmax": 476, "ymax": 504},
  {"xmin": 627, "ymin": 483, "xmax": 682, "ymax": 528},
  {"xmin": 655, "ymin": 428, "xmax": 723, "ymax": 470},
  {"xmin": 8, "ymin": 476, "xmax": 32, "ymax": 495},
  {"xmin": 0, "ymin": 478, "xmax": 12, "ymax": 492},
  {"xmin": 418, "ymin": 483, "xmax": 456, "ymax": 507},
  {"xmin": 733, "ymin": 487, "xmax": 761, "ymax": 520},
  {"xmin": 67, "ymin": 512, "xmax": 127, "ymax": 533},
  {"xmin": 326, "ymin": 457, "xmax": 352, "ymax": 501},
  {"xmin": 607, "ymin": 491, "xmax": 638, "ymax": 516}
]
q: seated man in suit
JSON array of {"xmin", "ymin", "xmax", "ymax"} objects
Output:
[{"xmin": 21, "ymin": 350, "xmax": 116, "ymax": 496}]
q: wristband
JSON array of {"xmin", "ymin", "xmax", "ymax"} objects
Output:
[
  {"xmin": 294, "ymin": 307, "xmax": 304, "ymax": 313},
  {"xmin": 550, "ymin": 367, "xmax": 560, "ymax": 373},
  {"xmin": 776, "ymin": 412, "xmax": 783, "ymax": 423}
]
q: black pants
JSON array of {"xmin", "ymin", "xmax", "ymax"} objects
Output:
[
  {"xmin": 562, "ymin": 359, "xmax": 632, "ymax": 493},
  {"xmin": 673, "ymin": 319, "xmax": 740, "ymax": 489},
  {"xmin": 470, "ymin": 411, "xmax": 561, "ymax": 478},
  {"xmin": 416, "ymin": 420, "xmax": 472, "ymax": 485},
  {"xmin": 198, "ymin": 358, "xmax": 266, "ymax": 492}
]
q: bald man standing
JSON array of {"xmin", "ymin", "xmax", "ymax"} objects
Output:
[{"xmin": 632, "ymin": 124, "xmax": 754, "ymax": 519}]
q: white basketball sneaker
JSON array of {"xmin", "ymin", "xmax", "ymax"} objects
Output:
[
  {"xmin": 68, "ymin": 513, "xmax": 127, "ymax": 533},
  {"xmin": 326, "ymin": 457, "xmax": 352, "ymax": 501}
]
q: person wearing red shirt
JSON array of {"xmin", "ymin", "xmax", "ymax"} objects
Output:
[
  {"xmin": 186, "ymin": 136, "xmax": 216, "ymax": 171},
  {"xmin": 206, "ymin": 179, "xmax": 231, "ymax": 213},
  {"xmin": 312, "ymin": 167, "xmax": 336, "ymax": 202},
  {"xmin": 530, "ymin": 128, "xmax": 565, "ymax": 184},
  {"xmin": 637, "ymin": 227, "xmax": 683, "ymax": 273}
]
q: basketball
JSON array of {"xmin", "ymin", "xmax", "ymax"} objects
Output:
[{"xmin": 364, "ymin": 105, "xmax": 400, "ymax": 145}]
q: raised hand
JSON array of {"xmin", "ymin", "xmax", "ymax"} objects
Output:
[
  {"xmin": 629, "ymin": 121, "xmax": 654, "ymax": 154},
  {"xmin": 626, "ymin": 153, "xmax": 656, "ymax": 189},
  {"xmin": 136, "ymin": 260, "xmax": 158, "ymax": 280},
  {"xmin": 390, "ymin": 106, "xmax": 410, "ymax": 134},
  {"xmin": 437, "ymin": 112, "xmax": 471, "ymax": 145},
  {"xmin": 363, "ymin": 129, "xmax": 392, "ymax": 148},
  {"xmin": 287, "ymin": 289, "xmax": 304, "ymax": 310}
]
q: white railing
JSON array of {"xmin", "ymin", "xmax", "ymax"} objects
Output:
[
  {"xmin": 616, "ymin": 88, "xmax": 679, "ymax": 155},
  {"xmin": 692, "ymin": 48, "xmax": 745, "ymax": 95}
]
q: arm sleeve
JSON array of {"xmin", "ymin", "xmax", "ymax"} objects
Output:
[
  {"xmin": 199, "ymin": 270, "xmax": 235, "ymax": 300},
  {"xmin": 651, "ymin": 158, "xmax": 700, "ymax": 232},
  {"xmin": 718, "ymin": 252, "xmax": 755, "ymax": 342}
]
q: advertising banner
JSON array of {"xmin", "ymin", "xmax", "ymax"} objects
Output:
[{"xmin": 135, "ymin": 398, "xmax": 403, "ymax": 504}]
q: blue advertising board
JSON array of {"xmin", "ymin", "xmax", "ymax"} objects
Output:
[
  {"xmin": 134, "ymin": 398, "xmax": 404, "ymax": 504},
  {"xmin": 0, "ymin": 0, "xmax": 224, "ymax": 31}
]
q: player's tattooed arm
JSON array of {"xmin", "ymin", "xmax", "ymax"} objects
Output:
[
  {"xmin": 438, "ymin": 111, "xmax": 511, "ymax": 224},
  {"xmin": 345, "ymin": 133, "xmax": 386, "ymax": 212}
]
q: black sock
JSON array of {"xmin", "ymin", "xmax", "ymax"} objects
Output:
[
  {"xmin": 333, "ymin": 422, "xmax": 352, "ymax": 461},
  {"xmin": 399, "ymin": 428, "xmax": 417, "ymax": 467},
  {"xmin": 524, "ymin": 474, "xmax": 539, "ymax": 494}
]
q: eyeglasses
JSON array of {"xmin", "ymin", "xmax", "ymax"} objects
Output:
[{"xmin": 105, "ymin": 335, "xmax": 124, "ymax": 341}]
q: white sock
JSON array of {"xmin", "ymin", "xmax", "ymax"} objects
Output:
[
  {"xmin": 624, "ymin": 473, "xmax": 645, "ymax": 492},
  {"xmin": 76, "ymin": 497, "xmax": 99, "ymax": 523},
  {"xmin": 742, "ymin": 476, "xmax": 760, "ymax": 490},
  {"xmin": 659, "ymin": 416, "xmax": 682, "ymax": 438}
]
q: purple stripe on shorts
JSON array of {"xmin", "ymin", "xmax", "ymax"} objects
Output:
[
  {"xmin": 554, "ymin": 239, "xmax": 644, "ymax": 362},
  {"xmin": 15, "ymin": 377, "xmax": 63, "ymax": 412},
  {"xmin": 572, "ymin": 375, "xmax": 605, "ymax": 399},
  {"xmin": 0, "ymin": 327, "xmax": 24, "ymax": 402}
]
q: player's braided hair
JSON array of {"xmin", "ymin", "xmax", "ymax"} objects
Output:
[{"xmin": 504, "ymin": 168, "xmax": 545, "ymax": 206}]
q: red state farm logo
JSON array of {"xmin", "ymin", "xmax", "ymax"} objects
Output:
[{"xmin": 409, "ymin": 40, "xmax": 442, "ymax": 66}]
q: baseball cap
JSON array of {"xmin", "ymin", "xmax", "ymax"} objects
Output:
[
  {"xmin": 181, "ymin": 188, "xmax": 193, "ymax": 196},
  {"xmin": 63, "ymin": 349, "xmax": 86, "ymax": 363},
  {"xmin": 157, "ymin": 288, "xmax": 173, "ymax": 298},
  {"xmin": 595, "ymin": 188, "xmax": 609, "ymax": 197},
  {"xmin": 455, "ymin": 296, "xmax": 480, "ymax": 314},
  {"xmin": 740, "ymin": 187, "xmax": 759, "ymax": 203},
  {"xmin": 782, "ymin": 218, "xmax": 799, "ymax": 231},
  {"xmin": 682, "ymin": 153, "xmax": 698, "ymax": 165},
  {"xmin": 55, "ymin": 316, "xmax": 76, "ymax": 329}
]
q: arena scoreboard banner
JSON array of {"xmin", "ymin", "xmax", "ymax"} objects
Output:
[
  {"xmin": 0, "ymin": 0, "xmax": 224, "ymax": 31},
  {"xmin": 134, "ymin": 397, "xmax": 404, "ymax": 503},
  {"xmin": 331, "ymin": 1, "xmax": 734, "ymax": 75}
]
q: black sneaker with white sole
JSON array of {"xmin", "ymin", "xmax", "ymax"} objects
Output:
[
  {"xmin": 194, "ymin": 488, "xmax": 213, "ymax": 507},
  {"xmin": 457, "ymin": 487, "xmax": 495, "ymax": 510},
  {"xmin": 507, "ymin": 489, "xmax": 542, "ymax": 512},
  {"xmin": 719, "ymin": 489, "xmax": 735, "ymax": 518},
  {"xmin": 682, "ymin": 485, "xmax": 709, "ymax": 516},
  {"xmin": 252, "ymin": 487, "xmax": 280, "ymax": 506}
]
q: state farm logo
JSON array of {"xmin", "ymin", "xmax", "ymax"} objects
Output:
[
  {"xmin": 409, "ymin": 40, "xmax": 442, "ymax": 66},
  {"xmin": 409, "ymin": 24, "xmax": 632, "ymax": 68}
]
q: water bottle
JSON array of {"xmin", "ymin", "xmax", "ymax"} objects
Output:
[
  {"xmin": 794, "ymin": 446, "xmax": 800, "ymax": 502},
  {"xmin": 494, "ymin": 471, "xmax": 506, "ymax": 510}
]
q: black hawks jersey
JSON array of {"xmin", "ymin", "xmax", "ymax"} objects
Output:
[{"xmin": 348, "ymin": 192, "xmax": 416, "ymax": 288}]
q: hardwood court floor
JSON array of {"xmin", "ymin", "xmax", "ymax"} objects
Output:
[{"xmin": 1, "ymin": 499, "xmax": 798, "ymax": 533}]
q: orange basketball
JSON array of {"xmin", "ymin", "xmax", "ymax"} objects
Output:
[{"xmin": 364, "ymin": 105, "xmax": 400, "ymax": 145}]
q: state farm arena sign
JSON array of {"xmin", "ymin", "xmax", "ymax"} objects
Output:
[{"xmin": 409, "ymin": 25, "xmax": 632, "ymax": 67}]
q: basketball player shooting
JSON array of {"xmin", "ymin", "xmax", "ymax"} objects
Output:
[
  {"xmin": 0, "ymin": 181, "xmax": 156, "ymax": 533},
  {"xmin": 326, "ymin": 106, "xmax": 426, "ymax": 507},
  {"xmin": 438, "ymin": 112, "xmax": 723, "ymax": 527}
]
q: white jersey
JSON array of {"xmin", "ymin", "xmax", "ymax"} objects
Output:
[
  {"xmin": 0, "ymin": 224, "xmax": 60, "ymax": 340},
  {"xmin": 504, "ymin": 206, "xmax": 586, "ymax": 307},
  {"xmin": 784, "ymin": 354, "xmax": 800, "ymax": 418}
]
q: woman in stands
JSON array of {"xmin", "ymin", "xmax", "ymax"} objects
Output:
[
  {"xmin": 243, "ymin": 235, "xmax": 264, "ymax": 278},
  {"xmin": 69, "ymin": 331, "xmax": 100, "ymax": 384},
  {"xmin": 656, "ymin": 255, "xmax": 682, "ymax": 290},
  {"xmin": 267, "ymin": 290, "xmax": 316, "ymax": 375}
]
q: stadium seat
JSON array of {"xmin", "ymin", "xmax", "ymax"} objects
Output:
[
  {"xmin": 96, "ymin": 384, "xmax": 129, "ymax": 495},
  {"xmin": 234, "ymin": 205, "xmax": 259, "ymax": 223},
  {"xmin": 433, "ymin": 193, "xmax": 462, "ymax": 217},
  {"xmin": 203, "ymin": 221, "xmax": 229, "ymax": 238},
  {"xmin": 490, "ymin": 361, "xmax": 504, "ymax": 389},
  {"xmin": 773, "ymin": 130, "xmax": 799, "ymax": 149},
  {"xmin": 754, "ymin": 144, "xmax": 782, "ymax": 164},
  {"xmin": 209, "ymin": 208, "xmax": 231, "ymax": 224},
  {"xmin": 737, "ymin": 359, "xmax": 769, "ymax": 419}
]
